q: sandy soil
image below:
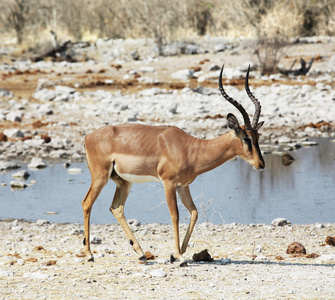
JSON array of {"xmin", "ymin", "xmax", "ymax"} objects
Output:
[{"xmin": 1, "ymin": 220, "xmax": 335, "ymax": 299}]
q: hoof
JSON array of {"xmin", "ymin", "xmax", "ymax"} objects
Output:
[
  {"xmin": 170, "ymin": 254, "xmax": 176, "ymax": 264},
  {"xmin": 87, "ymin": 256, "xmax": 94, "ymax": 262},
  {"xmin": 180, "ymin": 261, "xmax": 188, "ymax": 267},
  {"xmin": 138, "ymin": 255, "xmax": 147, "ymax": 264}
]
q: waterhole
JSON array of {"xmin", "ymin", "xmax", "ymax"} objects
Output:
[{"xmin": 1, "ymin": 138, "xmax": 334, "ymax": 225}]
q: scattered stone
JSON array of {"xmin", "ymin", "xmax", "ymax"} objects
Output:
[
  {"xmin": 36, "ymin": 219, "xmax": 50, "ymax": 226},
  {"xmin": 28, "ymin": 157, "xmax": 47, "ymax": 169},
  {"xmin": 282, "ymin": 154, "xmax": 295, "ymax": 166},
  {"xmin": 71, "ymin": 229, "xmax": 84, "ymax": 235},
  {"xmin": 0, "ymin": 89, "xmax": 13, "ymax": 97},
  {"xmin": 305, "ymin": 253, "xmax": 320, "ymax": 259},
  {"xmin": 10, "ymin": 181, "xmax": 27, "ymax": 189},
  {"xmin": 145, "ymin": 251, "xmax": 156, "ymax": 260},
  {"xmin": 0, "ymin": 132, "xmax": 7, "ymax": 141},
  {"xmin": 45, "ymin": 260, "xmax": 57, "ymax": 266},
  {"xmin": 301, "ymin": 141, "xmax": 318, "ymax": 147},
  {"xmin": 192, "ymin": 249, "xmax": 213, "ymax": 262},
  {"xmin": 150, "ymin": 268, "xmax": 166, "ymax": 278},
  {"xmin": 171, "ymin": 69, "xmax": 194, "ymax": 80},
  {"xmin": 128, "ymin": 219, "xmax": 141, "ymax": 227},
  {"xmin": 271, "ymin": 218, "xmax": 291, "ymax": 227},
  {"xmin": 67, "ymin": 167, "xmax": 82, "ymax": 174},
  {"xmin": 286, "ymin": 242, "xmax": 306, "ymax": 254},
  {"xmin": 0, "ymin": 161, "xmax": 20, "ymax": 171},
  {"xmin": 33, "ymin": 88, "xmax": 56, "ymax": 101},
  {"xmin": 3, "ymin": 128, "xmax": 24, "ymax": 138},
  {"xmin": 11, "ymin": 170, "xmax": 30, "ymax": 179},
  {"xmin": 325, "ymin": 236, "xmax": 335, "ymax": 246},
  {"xmin": 6, "ymin": 111, "xmax": 22, "ymax": 122},
  {"xmin": 91, "ymin": 236, "xmax": 102, "ymax": 245},
  {"xmin": 209, "ymin": 64, "xmax": 220, "ymax": 71},
  {"xmin": 63, "ymin": 162, "xmax": 71, "ymax": 168}
]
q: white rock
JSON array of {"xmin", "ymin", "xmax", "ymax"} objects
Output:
[
  {"xmin": 171, "ymin": 69, "xmax": 194, "ymax": 80},
  {"xmin": 55, "ymin": 85, "xmax": 75, "ymax": 96},
  {"xmin": 36, "ymin": 78, "xmax": 55, "ymax": 90},
  {"xmin": 150, "ymin": 268, "xmax": 166, "ymax": 278},
  {"xmin": 301, "ymin": 141, "xmax": 318, "ymax": 147},
  {"xmin": 10, "ymin": 181, "xmax": 27, "ymax": 189},
  {"xmin": 254, "ymin": 254, "xmax": 267, "ymax": 261},
  {"xmin": 0, "ymin": 161, "xmax": 20, "ymax": 171},
  {"xmin": 90, "ymin": 236, "xmax": 102, "ymax": 245},
  {"xmin": 271, "ymin": 218, "xmax": 290, "ymax": 226},
  {"xmin": 11, "ymin": 170, "xmax": 30, "ymax": 179},
  {"xmin": 67, "ymin": 168, "xmax": 82, "ymax": 174},
  {"xmin": 316, "ymin": 254, "xmax": 335, "ymax": 263},
  {"xmin": 33, "ymin": 88, "xmax": 56, "ymax": 101},
  {"xmin": 28, "ymin": 157, "xmax": 47, "ymax": 168},
  {"xmin": 0, "ymin": 270, "xmax": 15, "ymax": 276},
  {"xmin": 71, "ymin": 229, "xmax": 84, "ymax": 235},
  {"xmin": 140, "ymin": 67, "xmax": 156, "ymax": 73},
  {"xmin": 36, "ymin": 219, "xmax": 50, "ymax": 226},
  {"xmin": 6, "ymin": 111, "xmax": 22, "ymax": 122},
  {"xmin": 3, "ymin": 128, "xmax": 24, "ymax": 138},
  {"xmin": 128, "ymin": 219, "xmax": 141, "ymax": 226},
  {"xmin": 138, "ymin": 88, "xmax": 165, "ymax": 97}
]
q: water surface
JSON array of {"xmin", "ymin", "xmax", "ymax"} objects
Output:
[{"xmin": 1, "ymin": 138, "xmax": 334, "ymax": 225}]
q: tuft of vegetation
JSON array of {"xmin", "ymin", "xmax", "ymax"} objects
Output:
[{"xmin": 0, "ymin": 0, "xmax": 334, "ymax": 72}]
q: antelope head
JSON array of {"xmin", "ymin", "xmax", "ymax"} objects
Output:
[{"xmin": 219, "ymin": 65, "xmax": 265, "ymax": 170}]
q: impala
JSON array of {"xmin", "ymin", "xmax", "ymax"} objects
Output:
[{"xmin": 81, "ymin": 64, "xmax": 265, "ymax": 266}]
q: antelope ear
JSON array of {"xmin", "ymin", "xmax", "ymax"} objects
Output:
[
  {"xmin": 227, "ymin": 113, "xmax": 240, "ymax": 133},
  {"xmin": 256, "ymin": 121, "xmax": 264, "ymax": 131}
]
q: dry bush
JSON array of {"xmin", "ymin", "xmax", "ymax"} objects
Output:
[
  {"xmin": 1, "ymin": 0, "xmax": 334, "ymax": 65},
  {"xmin": 255, "ymin": 2, "xmax": 302, "ymax": 74},
  {"xmin": 0, "ymin": 0, "xmax": 32, "ymax": 44}
]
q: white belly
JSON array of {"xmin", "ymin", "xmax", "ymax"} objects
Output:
[{"xmin": 114, "ymin": 165, "xmax": 161, "ymax": 183}]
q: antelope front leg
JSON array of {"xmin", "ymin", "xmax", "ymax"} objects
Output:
[
  {"xmin": 110, "ymin": 180, "xmax": 146, "ymax": 263},
  {"xmin": 164, "ymin": 181, "xmax": 187, "ymax": 267}
]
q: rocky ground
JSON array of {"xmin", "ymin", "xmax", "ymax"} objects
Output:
[
  {"xmin": 0, "ymin": 36, "xmax": 335, "ymax": 299},
  {"xmin": 0, "ymin": 219, "xmax": 335, "ymax": 299},
  {"xmin": 0, "ymin": 36, "xmax": 335, "ymax": 164}
]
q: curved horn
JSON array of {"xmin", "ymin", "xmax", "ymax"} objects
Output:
[
  {"xmin": 219, "ymin": 64, "xmax": 252, "ymax": 130},
  {"xmin": 245, "ymin": 65, "xmax": 261, "ymax": 129}
]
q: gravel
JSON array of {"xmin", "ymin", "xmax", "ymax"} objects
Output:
[{"xmin": 0, "ymin": 220, "xmax": 334, "ymax": 299}]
